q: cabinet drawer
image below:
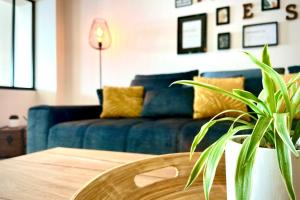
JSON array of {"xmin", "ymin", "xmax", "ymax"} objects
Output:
[{"xmin": 0, "ymin": 132, "xmax": 25, "ymax": 158}]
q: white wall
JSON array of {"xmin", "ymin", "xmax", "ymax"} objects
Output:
[
  {"xmin": 58, "ymin": 0, "xmax": 300, "ymax": 105},
  {"xmin": 0, "ymin": 0, "xmax": 57, "ymax": 126},
  {"xmin": 1, "ymin": 0, "xmax": 300, "ymax": 126},
  {"xmin": 0, "ymin": 1, "xmax": 36, "ymax": 127},
  {"xmin": 0, "ymin": 90, "xmax": 36, "ymax": 127},
  {"xmin": 35, "ymin": 0, "xmax": 58, "ymax": 105}
]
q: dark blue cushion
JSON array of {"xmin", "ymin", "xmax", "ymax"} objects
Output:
[
  {"xmin": 48, "ymin": 119, "xmax": 100, "ymax": 148},
  {"xmin": 201, "ymin": 68, "xmax": 285, "ymax": 97},
  {"xmin": 142, "ymin": 87, "xmax": 194, "ymax": 117},
  {"xmin": 288, "ymin": 66, "xmax": 300, "ymax": 73},
  {"xmin": 126, "ymin": 118, "xmax": 192, "ymax": 154},
  {"xmin": 131, "ymin": 70, "xmax": 198, "ymax": 91},
  {"xmin": 83, "ymin": 118, "xmax": 148, "ymax": 152}
]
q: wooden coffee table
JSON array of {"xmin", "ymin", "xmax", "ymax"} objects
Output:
[{"xmin": 0, "ymin": 148, "xmax": 226, "ymax": 200}]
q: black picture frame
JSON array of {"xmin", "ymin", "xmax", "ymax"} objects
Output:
[
  {"xmin": 243, "ymin": 22, "xmax": 278, "ymax": 48},
  {"xmin": 216, "ymin": 6, "xmax": 230, "ymax": 25},
  {"xmin": 175, "ymin": 0, "xmax": 192, "ymax": 8},
  {"xmin": 177, "ymin": 13, "xmax": 207, "ymax": 54},
  {"xmin": 218, "ymin": 32, "xmax": 231, "ymax": 50},
  {"xmin": 262, "ymin": 0, "xmax": 280, "ymax": 11}
]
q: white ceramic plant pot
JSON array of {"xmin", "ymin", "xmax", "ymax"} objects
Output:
[{"xmin": 225, "ymin": 135, "xmax": 300, "ymax": 200}]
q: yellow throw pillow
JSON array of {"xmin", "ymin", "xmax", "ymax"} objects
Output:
[
  {"xmin": 193, "ymin": 76, "xmax": 248, "ymax": 120},
  {"xmin": 101, "ymin": 86, "xmax": 144, "ymax": 118},
  {"xmin": 282, "ymin": 74, "xmax": 300, "ymax": 84}
]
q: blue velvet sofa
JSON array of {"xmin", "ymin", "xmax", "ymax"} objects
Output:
[{"xmin": 27, "ymin": 68, "xmax": 285, "ymax": 154}]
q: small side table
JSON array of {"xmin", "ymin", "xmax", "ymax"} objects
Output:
[{"xmin": 0, "ymin": 126, "xmax": 26, "ymax": 158}]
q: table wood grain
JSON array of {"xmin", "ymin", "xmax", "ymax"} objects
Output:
[{"xmin": 0, "ymin": 148, "xmax": 226, "ymax": 200}]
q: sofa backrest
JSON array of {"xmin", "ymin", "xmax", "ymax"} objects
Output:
[
  {"xmin": 288, "ymin": 66, "xmax": 300, "ymax": 74},
  {"xmin": 201, "ymin": 68, "xmax": 285, "ymax": 97},
  {"xmin": 130, "ymin": 70, "xmax": 199, "ymax": 91},
  {"xmin": 130, "ymin": 70, "xmax": 198, "ymax": 118}
]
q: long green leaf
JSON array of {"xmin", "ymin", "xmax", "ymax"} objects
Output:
[
  {"xmin": 274, "ymin": 133, "xmax": 296, "ymax": 200},
  {"xmin": 287, "ymin": 72, "xmax": 300, "ymax": 87},
  {"xmin": 275, "ymin": 73, "xmax": 300, "ymax": 111},
  {"xmin": 203, "ymin": 125, "xmax": 251, "ymax": 200},
  {"xmin": 185, "ymin": 145, "xmax": 213, "ymax": 189},
  {"xmin": 274, "ymin": 113, "xmax": 299, "ymax": 156},
  {"xmin": 291, "ymin": 88, "xmax": 300, "ymax": 118},
  {"xmin": 233, "ymin": 89, "xmax": 270, "ymax": 115},
  {"xmin": 246, "ymin": 116, "xmax": 273, "ymax": 159},
  {"xmin": 264, "ymin": 131, "xmax": 275, "ymax": 145},
  {"xmin": 235, "ymin": 137, "xmax": 256, "ymax": 200},
  {"xmin": 292, "ymin": 121, "xmax": 300, "ymax": 145},
  {"xmin": 261, "ymin": 45, "xmax": 276, "ymax": 113},
  {"xmin": 190, "ymin": 110, "xmax": 255, "ymax": 159},
  {"xmin": 233, "ymin": 89, "xmax": 261, "ymax": 103},
  {"xmin": 173, "ymin": 80, "xmax": 263, "ymax": 115},
  {"xmin": 244, "ymin": 52, "xmax": 291, "ymax": 114}
]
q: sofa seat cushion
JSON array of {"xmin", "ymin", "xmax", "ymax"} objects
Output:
[
  {"xmin": 83, "ymin": 118, "xmax": 149, "ymax": 151},
  {"xmin": 126, "ymin": 118, "xmax": 192, "ymax": 154},
  {"xmin": 48, "ymin": 119, "xmax": 100, "ymax": 149},
  {"xmin": 177, "ymin": 119, "xmax": 251, "ymax": 152}
]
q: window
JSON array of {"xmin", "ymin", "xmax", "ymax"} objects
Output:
[{"xmin": 0, "ymin": 0, "xmax": 35, "ymax": 90}]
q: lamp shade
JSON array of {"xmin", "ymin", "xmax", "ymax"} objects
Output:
[{"xmin": 89, "ymin": 18, "xmax": 111, "ymax": 50}]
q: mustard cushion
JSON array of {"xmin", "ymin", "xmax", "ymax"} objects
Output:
[
  {"xmin": 101, "ymin": 86, "xmax": 144, "ymax": 118},
  {"xmin": 193, "ymin": 76, "xmax": 248, "ymax": 120}
]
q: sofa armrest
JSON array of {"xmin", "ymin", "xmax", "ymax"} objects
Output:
[{"xmin": 27, "ymin": 105, "xmax": 101, "ymax": 153}]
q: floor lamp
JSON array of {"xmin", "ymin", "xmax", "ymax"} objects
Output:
[{"xmin": 89, "ymin": 19, "xmax": 111, "ymax": 88}]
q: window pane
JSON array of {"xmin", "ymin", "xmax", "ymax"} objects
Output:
[
  {"xmin": 14, "ymin": 0, "xmax": 33, "ymax": 88},
  {"xmin": 0, "ymin": 0, "xmax": 13, "ymax": 87}
]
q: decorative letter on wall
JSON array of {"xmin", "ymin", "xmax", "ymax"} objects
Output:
[
  {"xmin": 286, "ymin": 4, "xmax": 298, "ymax": 20},
  {"xmin": 243, "ymin": 3, "xmax": 254, "ymax": 19}
]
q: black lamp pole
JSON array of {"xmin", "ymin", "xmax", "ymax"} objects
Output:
[{"xmin": 99, "ymin": 42, "xmax": 103, "ymax": 88}]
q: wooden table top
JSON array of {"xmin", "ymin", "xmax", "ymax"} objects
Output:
[{"xmin": 0, "ymin": 148, "xmax": 226, "ymax": 200}]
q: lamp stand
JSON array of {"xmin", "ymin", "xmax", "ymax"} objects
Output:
[{"xmin": 99, "ymin": 42, "xmax": 103, "ymax": 88}]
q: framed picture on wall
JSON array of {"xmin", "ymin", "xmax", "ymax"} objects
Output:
[
  {"xmin": 177, "ymin": 13, "xmax": 207, "ymax": 54},
  {"xmin": 216, "ymin": 6, "xmax": 230, "ymax": 25},
  {"xmin": 218, "ymin": 32, "xmax": 231, "ymax": 50},
  {"xmin": 175, "ymin": 0, "xmax": 192, "ymax": 8},
  {"xmin": 243, "ymin": 22, "xmax": 278, "ymax": 48},
  {"xmin": 262, "ymin": 0, "xmax": 280, "ymax": 11}
]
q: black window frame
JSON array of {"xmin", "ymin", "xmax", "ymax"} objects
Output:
[{"xmin": 0, "ymin": 0, "xmax": 35, "ymax": 91}]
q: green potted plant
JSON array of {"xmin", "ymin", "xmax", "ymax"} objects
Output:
[{"xmin": 174, "ymin": 46, "xmax": 300, "ymax": 200}]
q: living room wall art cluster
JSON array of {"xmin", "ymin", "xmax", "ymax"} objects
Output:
[{"xmin": 177, "ymin": 0, "xmax": 298, "ymax": 54}]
